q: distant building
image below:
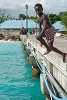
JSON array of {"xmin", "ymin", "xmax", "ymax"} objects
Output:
[
  {"xmin": 0, "ymin": 19, "xmax": 39, "ymax": 36},
  {"xmin": 53, "ymin": 21, "xmax": 67, "ymax": 33}
]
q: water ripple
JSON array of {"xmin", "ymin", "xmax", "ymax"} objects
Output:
[{"xmin": 0, "ymin": 42, "xmax": 46, "ymax": 100}]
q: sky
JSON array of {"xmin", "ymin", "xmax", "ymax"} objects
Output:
[{"xmin": 0, "ymin": 0, "xmax": 67, "ymax": 17}]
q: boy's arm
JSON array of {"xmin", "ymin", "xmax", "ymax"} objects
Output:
[
  {"xmin": 37, "ymin": 18, "xmax": 42, "ymax": 32},
  {"xmin": 36, "ymin": 14, "xmax": 47, "ymax": 39},
  {"xmin": 41, "ymin": 14, "xmax": 47, "ymax": 35}
]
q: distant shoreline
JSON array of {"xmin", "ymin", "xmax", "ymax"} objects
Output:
[{"xmin": 0, "ymin": 39, "xmax": 20, "ymax": 43}]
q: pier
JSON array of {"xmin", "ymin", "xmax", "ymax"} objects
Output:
[{"xmin": 20, "ymin": 34, "xmax": 67, "ymax": 100}]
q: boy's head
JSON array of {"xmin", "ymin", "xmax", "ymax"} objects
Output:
[{"xmin": 34, "ymin": 3, "xmax": 43, "ymax": 15}]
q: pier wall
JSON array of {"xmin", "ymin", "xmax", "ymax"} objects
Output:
[
  {"xmin": 20, "ymin": 35, "xmax": 67, "ymax": 94},
  {"xmin": 0, "ymin": 29, "xmax": 20, "ymax": 36}
]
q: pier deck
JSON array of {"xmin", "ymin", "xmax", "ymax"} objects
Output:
[{"xmin": 20, "ymin": 34, "xmax": 67, "ymax": 94}]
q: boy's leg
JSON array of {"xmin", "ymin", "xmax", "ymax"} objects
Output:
[
  {"xmin": 36, "ymin": 37, "xmax": 49, "ymax": 49},
  {"xmin": 62, "ymin": 53, "xmax": 67, "ymax": 62},
  {"xmin": 36, "ymin": 37, "xmax": 53, "ymax": 54},
  {"xmin": 53, "ymin": 47, "xmax": 67, "ymax": 62},
  {"xmin": 47, "ymin": 40, "xmax": 67, "ymax": 62},
  {"xmin": 44, "ymin": 40, "xmax": 53, "ymax": 54},
  {"xmin": 36, "ymin": 37, "xmax": 67, "ymax": 62}
]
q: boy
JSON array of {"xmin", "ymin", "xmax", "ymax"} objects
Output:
[{"xmin": 34, "ymin": 3, "xmax": 66, "ymax": 62}]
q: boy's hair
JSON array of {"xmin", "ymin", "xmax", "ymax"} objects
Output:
[{"xmin": 34, "ymin": 3, "xmax": 43, "ymax": 11}]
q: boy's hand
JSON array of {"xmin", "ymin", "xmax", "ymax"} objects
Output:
[{"xmin": 36, "ymin": 34, "xmax": 41, "ymax": 39}]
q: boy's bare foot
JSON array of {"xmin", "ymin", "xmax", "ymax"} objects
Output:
[
  {"xmin": 43, "ymin": 49, "xmax": 52, "ymax": 55},
  {"xmin": 62, "ymin": 53, "xmax": 67, "ymax": 62}
]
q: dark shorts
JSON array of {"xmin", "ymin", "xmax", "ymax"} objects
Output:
[{"xmin": 45, "ymin": 26, "xmax": 56, "ymax": 42}]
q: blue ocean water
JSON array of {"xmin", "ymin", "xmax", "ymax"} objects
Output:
[{"xmin": 0, "ymin": 42, "xmax": 46, "ymax": 100}]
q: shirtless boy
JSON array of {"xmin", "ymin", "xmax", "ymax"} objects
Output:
[{"xmin": 34, "ymin": 3, "xmax": 66, "ymax": 62}]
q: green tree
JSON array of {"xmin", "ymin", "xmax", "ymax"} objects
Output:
[
  {"xmin": 61, "ymin": 16, "xmax": 67, "ymax": 31},
  {"xmin": 60, "ymin": 11, "xmax": 67, "ymax": 30},
  {"xmin": 48, "ymin": 14, "xmax": 60, "ymax": 24},
  {"xmin": 30, "ymin": 16, "xmax": 34, "ymax": 20},
  {"xmin": 19, "ymin": 14, "xmax": 26, "ymax": 20},
  {"xmin": 0, "ymin": 8, "xmax": 9, "ymax": 23}
]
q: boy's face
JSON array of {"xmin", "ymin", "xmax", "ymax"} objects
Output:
[{"xmin": 35, "ymin": 6, "xmax": 42, "ymax": 16}]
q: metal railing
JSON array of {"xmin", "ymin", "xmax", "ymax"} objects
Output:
[{"xmin": 31, "ymin": 51, "xmax": 67, "ymax": 100}]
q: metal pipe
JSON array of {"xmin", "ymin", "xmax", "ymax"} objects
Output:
[
  {"xmin": 25, "ymin": 4, "xmax": 28, "ymax": 36},
  {"xmin": 46, "ymin": 71, "xmax": 67, "ymax": 98},
  {"xmin": 35, "ymin": 58, "xmax": 67, "ymax": 98},
  {"xmin": 44, "ymin": 75, "xmax": 67, "ymax": 100},
  {"xmin": 32, "ymin": 54, "xmax": 67, "ymax": 98}
]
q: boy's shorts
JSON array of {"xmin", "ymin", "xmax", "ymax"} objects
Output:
[{"xmin": 45, "ymin": 26, "xmax": 56, "ymax": 42}]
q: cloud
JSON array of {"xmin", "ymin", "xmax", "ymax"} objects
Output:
[
  {"xmin": 39, "ymin": 0, "xmax": 50, "ymax": 8},
  {"xmin": 60, "ymin": 0, "xmax": 65, "ymax": 7},
  {"xmin": 0, "ymin": 0, "xmax": 67, "ymax": 17},
  {"xmin": 0, "ymin": 0, "xmax": 21, "ymax": 9},
  {"xmin": 59, "ymin": 0, "xmax": 67, "ymax": 8}
]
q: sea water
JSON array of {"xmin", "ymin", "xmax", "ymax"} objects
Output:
[{"xmin": 0, "ymin": 41, "xmax": 46, "ymax": 100}]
